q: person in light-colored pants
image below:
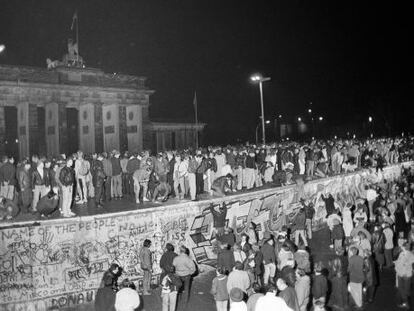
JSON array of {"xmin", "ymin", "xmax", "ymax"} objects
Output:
[
  {"xmin": 61, "ymin": 185, "xmax": 73, "ymax": 216},
  {"xmin": 263, "ymin": 263, "xmax": 276, "ymax": 285},
  {"xmin": 111, "ymin": 174, "xmax": 122, "ymax": 198},
  {"xmin": 306, "ymin": 219, "xmax": 312, "ymax": 239},
  {"xmin": 188, "ymin": 172, "xmax": 196, "ymax": 200},
  {"xmin": 295, "ymin": 229, "xmax": 308, "ymax": 247},
  {"xmin": 244, "ymin": 168, "xmax": 255, "ymax": 189},
  {"xmin": 0, "ymin": 182, "xmax": 14, "ymax": 200},
  {"xmin": 215, "ymin": 300, "xmax": 228, "ymax": 311},
  {"xmin": 162, "ymin": 291, "xmax": 178, "ymax": 311}
]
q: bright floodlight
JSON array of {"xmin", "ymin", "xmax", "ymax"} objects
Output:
[
  {"xmin": 0, "ymin": 44, "xmax": 5, "ymax": 53},
  {"xmin": 265, "ymin": 120, "xmax": 270, "ymax": 124},
  {"xmin": 308, "ymin": 109, "xmax": 312, "ymax": 113},
  {"xmin": 250, "ymin": 74, "xmax": 262, "ymax": 82},
  {"xmin": 319, "ymin": 116, "xmax": 323, "ymax": 121},
  {"xmin": 334, "ymin": 135, "xmax": 337, "ymax": 139},
  {"xmin": 297, "ymin": 117, "xmax": 302, "ymax": 122},
  {"xmin": 368, "ymin": 116, "xmax": 373, "ymax": 122}
]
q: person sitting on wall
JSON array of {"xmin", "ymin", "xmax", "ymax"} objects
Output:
[
  {"xmin": 211, "ymin": 174, "xmax": 233, "ymax": 197},
  {"xmin": 36, "ymin": 187, "xmax": 59, "ymax": 218},
  {"xmin": 152, "ymin": 178, "xmax": 171, "ymax": 203},
  {"xmin": 0, "ymin": 196, "xmax": 20, "ymax": 221}
]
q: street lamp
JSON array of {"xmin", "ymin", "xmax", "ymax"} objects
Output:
[
  {"xmin": 0, "ymin": 44, "xmax": 5, "ymax": 54},
  {"xmin": 368, "ymin": 116, "xmax": 373, "ymax": 123},
  {"xmin": 308, "ymin": 109, "xmax": 312, "ymax": 114},
  {"xmin": 278, "ymin": 114, "xmax": 282, "ymax": 119},
  {"xmin": 297, "ymin": 117, "xmax": 302, "ymax": 122},
  {"xmin": 255, "ymin": 119, "xmax": 270, "ymax": 145},
  {"xmin": 251, "ymin": 74, "xmax": 271, "ymax": 144},
  {"xmin": 319, "ymin": 116, "xmax": 323, "ymax": 121}
]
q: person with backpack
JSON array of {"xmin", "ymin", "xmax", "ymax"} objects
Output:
[
  {"xmin": 74, "ymin": 151, "xmax": 89, "ymax": 204},
  {"xmin": 161, "ymin": 265, "xmax": 182, "ymax": 311}
]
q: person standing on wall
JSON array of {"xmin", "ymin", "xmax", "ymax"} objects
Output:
[
  {"xmin": 17, "ymin": 159, "xmax": 32, "ymax": 214},
  {"xmin": 111, "ymin": 150, "xmax": 123, "ymax": 199},
  {"xmin": 139, "ymin": 239, "xmax": 153, "ymax": 295},
  {"xmin": 31, "ymin": 160, "xmax": 49, "ymax": 213},
  {"xmin": 74, "ymin": 150, "xmax": 89, "ymax": 204},
  {"xmin": 0, "ymin": 156, "xmax": 16, "ymax": 200},
  {"xmin": 59, "ymin": 157, "xmax": 76, "ymax": 218},
  {"xmin": 102, "ymin": 152, "xmax": 113, "ymax": 202}
]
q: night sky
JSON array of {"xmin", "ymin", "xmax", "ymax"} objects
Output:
[{"xmin": 1, "ymin": 1, "xmax": 413, "ymax": 144}]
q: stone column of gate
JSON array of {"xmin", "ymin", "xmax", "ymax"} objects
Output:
[
  {"xmin": 45, "ymin": 102, "xmax": 68, "ymax": 157},
  {"xmin": 126, "ymin": 104, "xmax": 143, "ymax": 153},
  {"xmin": 78, "ymin": 103, "xmax": 96, "ymax": 154},
  {"xmin": 16, "ymin": 102, "xmax": 32, "ymax": 159},
  {"xmin": 102, "ymin": 103, "xmax": 120, "ymax": 152}
]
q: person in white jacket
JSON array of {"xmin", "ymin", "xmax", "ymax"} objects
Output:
[
  {"xmin": 173, "ymin": 154, "xmax": 188, "ymax": 200},
  {"xmin": 74, "ymin": 151, "xmax": 89, "ymax": 204}
]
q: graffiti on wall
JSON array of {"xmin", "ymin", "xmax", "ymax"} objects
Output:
[{"xmin": 0, "ymin": 164, "xmax": 409, "ymax": 310}]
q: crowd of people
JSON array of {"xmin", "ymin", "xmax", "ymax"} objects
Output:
[
  {"xmin": 0, "ymin": 136, "xmax": 413, "ymax": 220},
  {"xmin": 93, "ymin": 163, "xmax": 414, "ymax": 311}
]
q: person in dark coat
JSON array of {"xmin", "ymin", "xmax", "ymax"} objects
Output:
[
  {"xmin": 95, "ymin": 273, "xmax": 116, "ymax": 311},
  {"xmin": 210, "ymin": 203, "xmax": 227, "ymax": 236},
  {"xmin": 252, "ymin": 243, "xmax": 264, "ymax": 285},
  {"xmin": 328, "ymin": 258, "xmax": 348, "ymax": 311},
  {"xmin": 312, "ymin": 261, "xmax": 328, "ymax": 302},
  {"xmin": 363, "ymin": 250, "xmax": 378, "ymax": 304},
  {"xmin": 93, "ymin": 154, "xmax": 106, "ymax": 208},
  {"xmin": 211, "ymin": 174, "xmax": 233, "ymax": 197},
  {"xmin": 100, "ymin": 263, "xmax": 123, "ymax": 292},
  {"xmin": 218, "ymin": 227, "xmax": 236, "ymax": 248},
  {"xmin": 321, "ymin": 193, "xmax": 336, "ymax": 217},
  {"xmin": 217, "ymin": 243, "xmax": 235, "ymax": 273},
  {"xmin": 160, "ymin": 243, "xmax": 178, "ymax": 282},
  {"xmin": 36, "ymin": 189, "xmax": 59, "ymax": 217},
  {"xmin": 0, "ymin": 197, "xmax": 20, "ymax": 220},
  {"xmin": 18, "ymin": 159, "xmax": 32, "ymax": 214}
]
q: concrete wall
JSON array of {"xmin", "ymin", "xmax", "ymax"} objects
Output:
[{"xmin": 0, "ymin": 163, "xmax": 411, "ymax": 311}]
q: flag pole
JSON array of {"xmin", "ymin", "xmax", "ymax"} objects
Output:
[
  {"xmin": 76, "ymin": 13, "xmax": 79, "ymax": 64},
  {"xmin": 194, "ymin": 91, "xmax": 199, "ymax": 149}
]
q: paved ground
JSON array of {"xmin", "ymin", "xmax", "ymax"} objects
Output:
[{"xmin": 71, "ymin": 227, "xmax": 406, "ymax": 311}]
